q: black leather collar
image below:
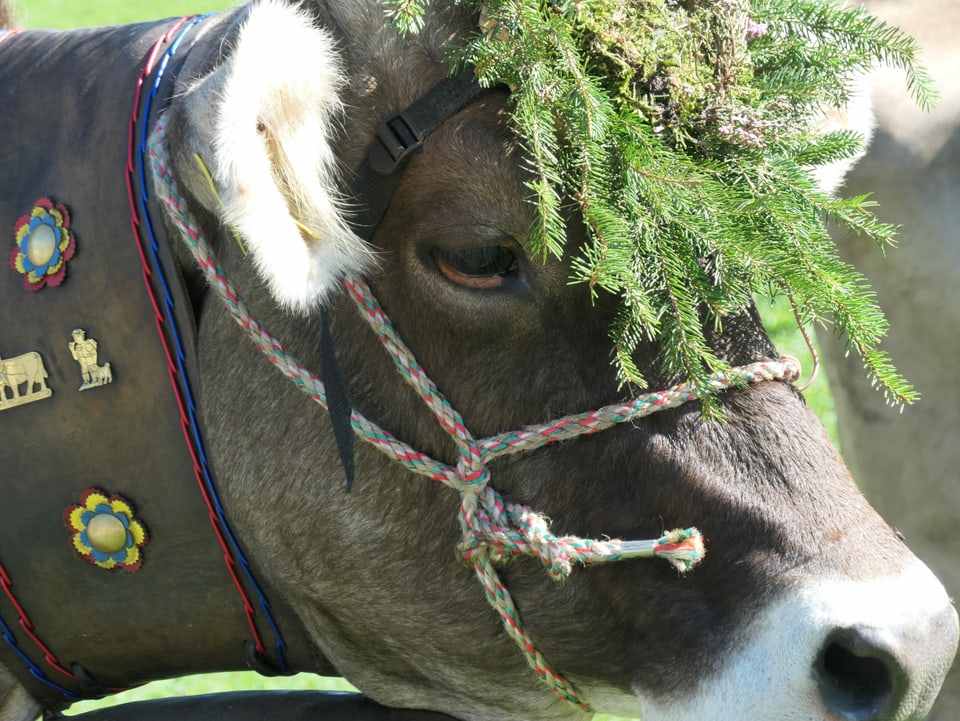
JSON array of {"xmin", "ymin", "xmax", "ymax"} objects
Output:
[{"xmin": 0, "ymin": 14, "xmax": 324, "ymax": 712}]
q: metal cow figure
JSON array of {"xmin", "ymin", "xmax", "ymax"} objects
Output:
[
  {"xmin": 0, "ymin": 2, "xmax": 956, "ymax": 721},
  {"xmin": 0, "ymin": 351, "xmax": 50, "ymax": 405},
  {"xmin": 821, "ymin": 1, "xmax": 960, "ymax": 719}
]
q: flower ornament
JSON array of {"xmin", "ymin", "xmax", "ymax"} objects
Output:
[
  {"xmin": 65, "ymin": 489, "xmax": 147, "ymax": 572},
  {"xmin": 10, "ymin": 198, "xmax": 76, "ymax": 290}
]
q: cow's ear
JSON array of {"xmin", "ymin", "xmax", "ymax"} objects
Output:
[{"xmin": 173, "ymin": 0, "xmax": 372, "ymax": 311}]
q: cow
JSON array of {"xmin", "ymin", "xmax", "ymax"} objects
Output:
[
  {"xmin": 0, "ymin": 2, "xmax": 956, "ymax": 721},
  {"xmin": 820, "ymin": 1, "xmax": 960, "ymax": 719}
]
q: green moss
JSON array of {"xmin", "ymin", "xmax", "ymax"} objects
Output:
[{"xmin": 568, "ymin": 0, "xmax": 757, "ymax": 147}]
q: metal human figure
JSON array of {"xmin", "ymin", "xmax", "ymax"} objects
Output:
[{"xmin": 68, "ymin": 329, "xmax": 112, "ymax": 390}]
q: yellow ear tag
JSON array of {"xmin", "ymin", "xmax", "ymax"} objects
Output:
[{"xmin": 193, "ymin": 153, "xmax": 248, "ymax": 257}]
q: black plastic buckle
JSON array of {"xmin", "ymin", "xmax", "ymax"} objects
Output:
[{"xmin": 368, "ymin": 111, "xmax": 422, "ymax": 175}]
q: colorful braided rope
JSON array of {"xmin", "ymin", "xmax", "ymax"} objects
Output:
[
  {"xmin": 149, "ymin": 112, "xmax": 800, "ymax": 711},
  {"xmin": 125, "ymin": 15, "xmax": 291, "ymax": 672}
]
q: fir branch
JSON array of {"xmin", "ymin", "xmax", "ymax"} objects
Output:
[
  {"xmin": 753, "ymin": 0, "xmax": 938, "ymax": 110},
  {"xmin": 385, "ymin": 0, "xmax": 428, "ymax": 34},
  {"xmin": 386, "ymin": 0, "xmax": 930, "ymax": 405}
]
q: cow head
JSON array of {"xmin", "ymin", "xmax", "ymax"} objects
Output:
[{"xmin": 159, "ymin": 1, "xmax": 958, "ymax": 719}]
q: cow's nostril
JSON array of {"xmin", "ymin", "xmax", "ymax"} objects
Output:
[{"xmin": 816, "ymin": 628, "xmax": 899, "ymax": 720}]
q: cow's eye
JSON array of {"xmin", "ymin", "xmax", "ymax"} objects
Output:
[{"xmin": 433, "ymin": 245, "xmax": 519, "ymax": 289}]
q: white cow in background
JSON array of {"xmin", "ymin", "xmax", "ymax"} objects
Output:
[{"xmin": 823, "ymin": 1, "xmax": 960, "ymax": 718}]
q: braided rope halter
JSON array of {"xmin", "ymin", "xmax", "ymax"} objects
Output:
[{"xmin": 149, "ymin": 113, "xmax": 801, "ymax": 711}]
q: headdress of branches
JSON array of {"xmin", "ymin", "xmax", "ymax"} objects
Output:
[{"xmin": 387, "ymin": 0, "xmax": 934, "ymax": 407}]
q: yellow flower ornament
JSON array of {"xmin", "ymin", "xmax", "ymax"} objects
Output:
[{"xmin": 65, "ymin": 489, "xmax": 147, "ymax": 572}]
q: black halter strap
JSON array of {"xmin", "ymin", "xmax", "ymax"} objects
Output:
[
  {"xmin": 323, "ymin": 66, "xmax": 489, "ymax": 492},
  {"xmin": 347, "ymin": 65, "xmax": 487, "ymax": 240}
]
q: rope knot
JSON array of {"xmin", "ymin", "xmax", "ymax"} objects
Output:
[
  {"xmin": 653, "ymin": 528, "xmax": 706, "ymax": 572},
  {"xmin": 455, "ymin": 456, "xmax": 489, "ymax": 487},
  {"xmin": 779, "ymin": 355, "xmax": 803, "ymax": 382},
  {"xmin": 456, "ymin": 486, "xmax": 625, "ymax": 580}
]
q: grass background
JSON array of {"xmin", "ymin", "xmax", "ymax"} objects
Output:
[
  {"xmin": 9, "ymin": 0, "xmax": 235, "ymax": 27},
  {"xmin": 11, "ymin": 1, "xmax": 837, "ymax": 719}
]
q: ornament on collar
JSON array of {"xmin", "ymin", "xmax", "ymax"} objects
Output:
[
  {"xmin": 68, "ymin": 329, "xmax": 113, "ymax": 391},
  {"xmin": 10, "ymin": 198, "xmax": 77, "ymax": 291},
  {"xmin": 0, "ymin": 347, "xmax": 52, "ymax": 411},
  {"xmin": 65, "ymin": 489, "xmax": 148, "ymax": 572}
]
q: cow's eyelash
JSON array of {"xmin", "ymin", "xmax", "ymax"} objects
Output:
[
  {"xmin": 432, "ymin": 245, "xmax": 519, "ymax": 289},
  {"xmin": 435, "ymin": 245, "xmax": 517, "ymax": 278}
]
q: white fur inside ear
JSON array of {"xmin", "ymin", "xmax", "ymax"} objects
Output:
[{"xmin": 214, "ymin": 0, "xmax": 372, "ymax": 311}]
